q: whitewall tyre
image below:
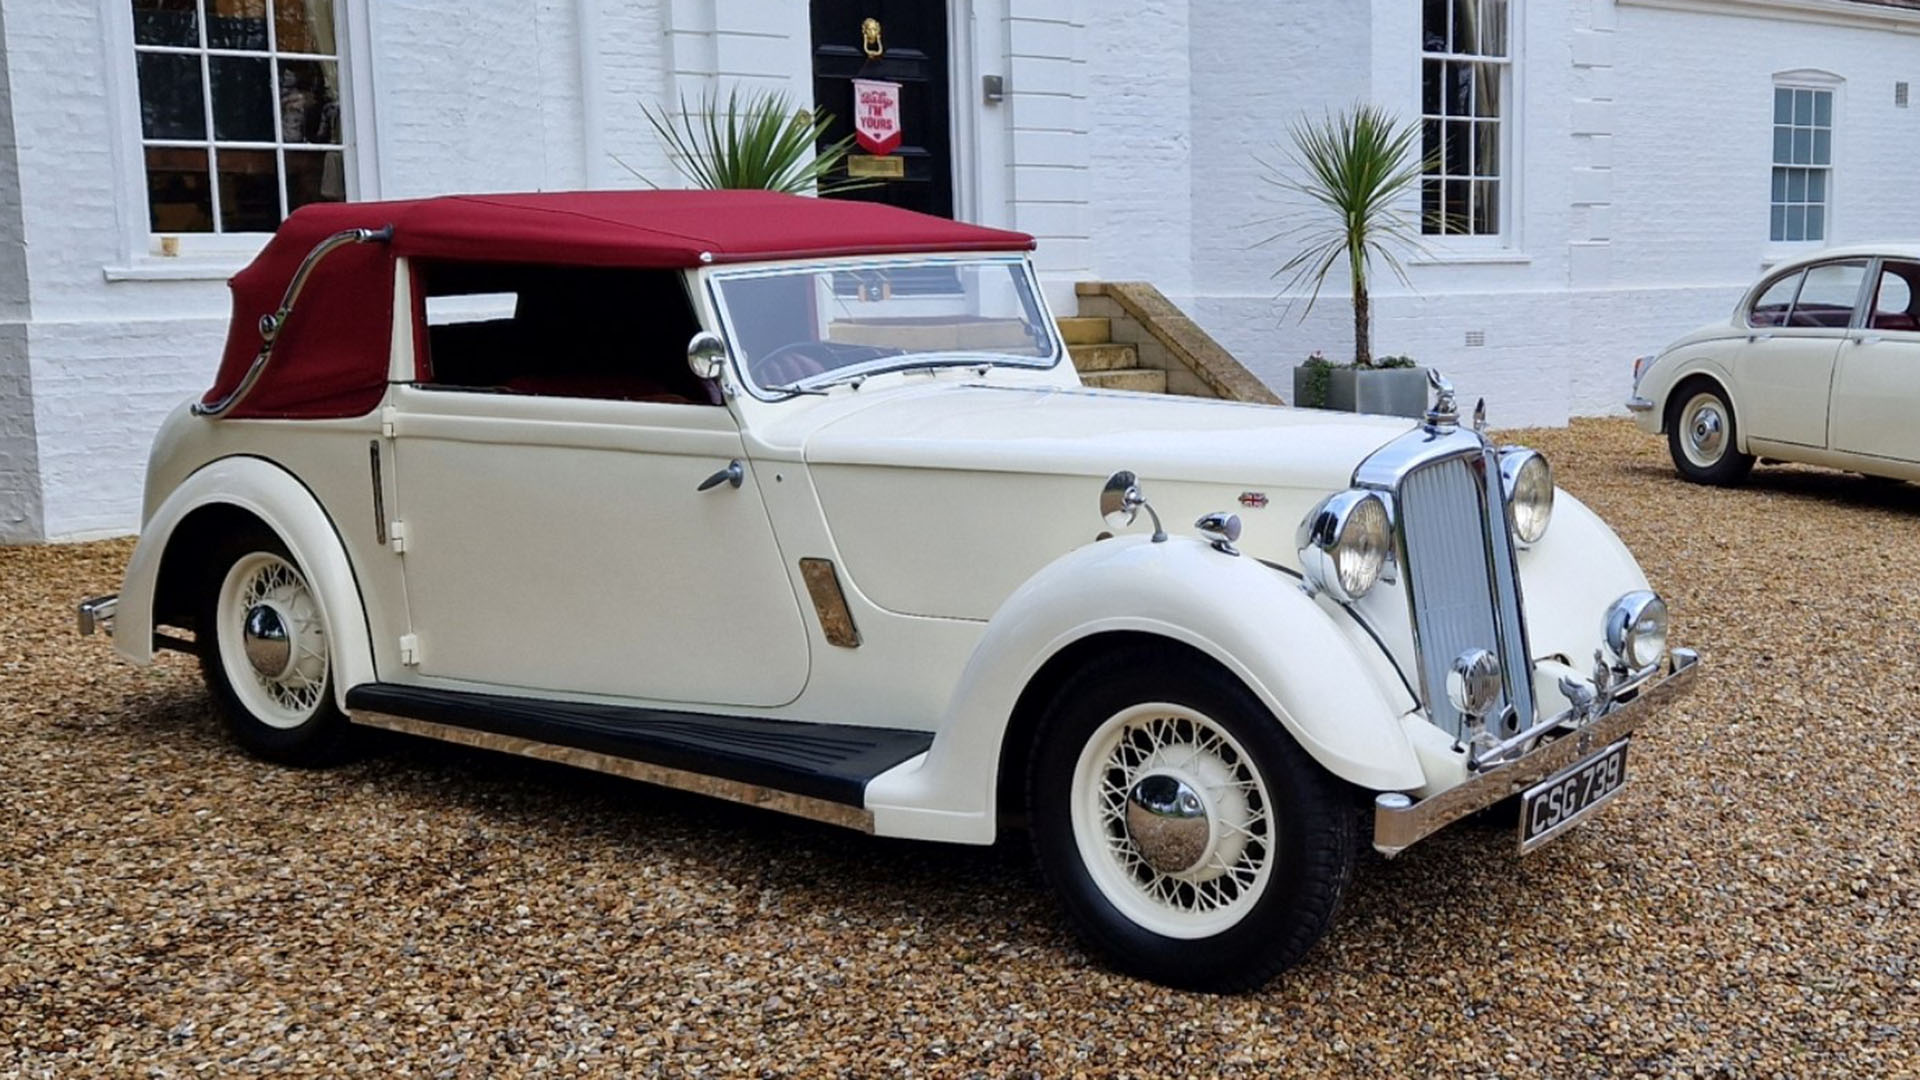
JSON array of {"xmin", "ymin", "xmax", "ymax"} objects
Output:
[
  {"xmin": 200, "ymin": 531, "xmax": 355, "ymax": 766},
  {"xmin": 1028, "ymin": 648, "xmax": 1357, "ymax": 992},
  {"xmin": 1667, "ymin": 384, "xmax": 1754, "ymax": 486}
]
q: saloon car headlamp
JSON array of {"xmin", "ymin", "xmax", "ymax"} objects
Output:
[
  {"xmin": 1603, "ymin": 589, "xmax": 1669, "ymax": 671},
  {"xmin": 1499, "ymin": 447, "xmax": 1554, "ymax": 545},
  {"xmin": 1296, "ymin": 490, "xmax": 1392, "ymax": 603}
]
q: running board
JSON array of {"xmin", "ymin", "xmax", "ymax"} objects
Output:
[{"xmin": 344, "ymin": 684, "xmax": 934, "ymax": 833}]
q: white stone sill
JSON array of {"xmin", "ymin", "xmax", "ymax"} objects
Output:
[
  {"xmin": 1408, "ymin": 250, "xmax": 1534, "ymax": 267},
  {"xmin": 102, "ymin": 258, "xmax": 247, "ymax": 282}
]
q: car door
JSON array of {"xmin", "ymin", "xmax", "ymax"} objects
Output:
[
  {"xmin": 1734, "ymin": 259, "xmax": 1869, "ymax": 449},
  {"xmin": 1829, "ymin": 259, "xmax": 1920, "ymax": 463},
  {"xmin": 385, "ymin": 264, "xmax": 812, "ymax": 708}
]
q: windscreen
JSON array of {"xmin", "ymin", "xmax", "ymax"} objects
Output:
[{"xmin": 712, "ymin": 258, "xmax": 1057, "ymax": 396}]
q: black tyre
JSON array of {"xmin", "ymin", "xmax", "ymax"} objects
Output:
[
  {"xmin": 1027, "ymin": 647, "xmax": 1357, "ymax": 992},
  {"xmin": 198, "ymin": 529, "xmax": 356, "ymax": 766},
  {"xmin": 1666, "ymin": 381, "xmax": 1754, "ymax": 486}
]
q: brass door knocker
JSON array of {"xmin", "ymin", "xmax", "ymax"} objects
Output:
[{"xmin": 861, "ymin": 17, "xmax": 883, "ymax": 58}]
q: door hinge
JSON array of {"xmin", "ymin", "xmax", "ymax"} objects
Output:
[
  {"xmin": 380, "ymin": 404, "xmax": 397, "ymax": 438},
  {"xmin": 388, "ymin": 520, "xmax": 408, "ymax": 553},
  {"xmin": 398, "ymin": 633, "xmax": 421, "ymax": 666}
]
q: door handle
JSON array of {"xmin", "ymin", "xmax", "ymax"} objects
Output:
[
  {"xmin": 1748, "ymin": 332, "xmax": 1773, "ymax": 342},
  {"xmin": 697, "ymin": 460, "xmax": 744, "ymax": 491},
  {"xmin": 1854, "ymin": 334, "xmax": 1884, "ymax": 346}
]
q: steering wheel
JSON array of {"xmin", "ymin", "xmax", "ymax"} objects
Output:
[{"xmin": 751, "ymin": 341, "xmax": 836, "ymax": 389}]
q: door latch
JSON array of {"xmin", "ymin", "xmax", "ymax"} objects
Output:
[{"xmin": 698, "ymin": 460, "xmax": 744, "ymax": 491}]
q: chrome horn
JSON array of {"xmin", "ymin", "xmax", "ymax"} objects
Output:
[{"xmin": 1100, "ymin": 471, "xmax": 1167, "ymax": 543}]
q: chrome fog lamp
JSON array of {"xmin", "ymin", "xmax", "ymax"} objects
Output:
[
  {"xmin": 1603, "ymin": 589, "xmax": 1669, "ymax": 670},
  {"xmin": 1499, "ymin": 447, "xmax": 1554, "ymax": 545},
  {"xmin": 1296, "ymin": 490, "xmax": 1392, "ymax": 602},
  {"xmin": 1446, "ymin": 648, "xmax": 1502, "ymax": 720}
]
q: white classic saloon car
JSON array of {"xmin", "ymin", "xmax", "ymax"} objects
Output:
[
  {"xmin": 79, "ymin": 190, "xmax": 1697, "ymax": 991},
  {"xmin": 1629, "ymin": 245, "xmax": 1920, "ymax": 485}
]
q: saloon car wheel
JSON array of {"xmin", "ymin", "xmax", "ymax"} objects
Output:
[
  {"xmin": 1667, "ymin": 385, "xmax": 1754, "ymax": 486},
  {"xmin": 1028, "ymin": 651, "xmax": 1356, "ymax": 992},
  {"xmin": 200, "ymin": 533, "xmax": 355, "ymax": 765}
]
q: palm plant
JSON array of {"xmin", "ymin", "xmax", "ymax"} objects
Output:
[
  {"xmin": 635, "ymin": 86, "xmax": 871, "ymax": 195},
  {"xmin": 1258, "ymin": 105, "xmax": 1426, "ymax": 368}
]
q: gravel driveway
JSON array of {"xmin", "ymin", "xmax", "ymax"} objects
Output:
[{"xmin": 4, "ymin": 418, "xmax": 1918, "ymax": 1077}]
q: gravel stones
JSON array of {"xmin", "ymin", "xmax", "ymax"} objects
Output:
[{"xmin": 4, "ymin": 418, "xmax": 1918, "ymax": 1076}]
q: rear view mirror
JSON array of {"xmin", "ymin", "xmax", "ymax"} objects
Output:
[{"xmin": 687, "ymin": 331, "xmax": 729, "ymax": 382}]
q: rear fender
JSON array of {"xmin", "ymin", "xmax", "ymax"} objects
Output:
[
  {"xmin": 116, "ymin": 455, "xmax": 375, "ymax": 710},
  {"xmin": 864, "ymin": 535, "xmax": 1424, "ymax": 843}
]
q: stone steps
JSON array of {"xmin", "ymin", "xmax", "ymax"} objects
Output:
[{"xmin": 1057, "ymin": 315, "xmax": 1169, "ymax": 394}]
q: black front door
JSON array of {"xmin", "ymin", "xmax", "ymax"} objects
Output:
[{"xmin": 810, "ymin": 0, "xmax": 952, "ymax": 219}]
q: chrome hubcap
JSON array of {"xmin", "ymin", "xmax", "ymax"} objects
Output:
[
  {"xmin": 242, "ymin": 602, "xmax": 295, "ymax": 679},
  {"xmin": 1682, "ymin": 394, "xmax": 1727, "ymax": 465},
  {"xmin": 1125, "ymin": 774, "xmax": 1211, "ymax": 874}
]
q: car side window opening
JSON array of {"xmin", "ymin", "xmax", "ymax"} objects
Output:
[
  {"xmin": 1748, "ymin": 271, "xmax": 1804, "ymax": 328},
  {"xmin": 414, "ymin": 262, "xmax": 719, "ymax": 404},
  {"xmin": 1870, "ymin": 262, "xmax": 1920, "ymax": 332},
  {"xmin": 1787, "ymin": 260, "xmax": 1869, "ymax": 329}
]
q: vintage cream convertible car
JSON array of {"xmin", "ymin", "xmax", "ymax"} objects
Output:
[
  {"xmin": 1629, "ymin": 245, "xmax": 1920, "ymax": 484},
  {"xmin": 79, "ymin": 190, "xmax": 1696, "ymax": 991}
]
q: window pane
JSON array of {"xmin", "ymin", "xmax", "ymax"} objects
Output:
[
  {"xmin": 1422, "ymin": 177, "xmax": 1443, "ymax": 235},
  {"xmin": 1774, "ymin": 88, "xmax": 1792, "ymax": 124},
  {"xmin": 1876, "ymin": 269, "xmax": 1913, "ymax": 316},
  {"xmin": 1793, "ymin": 260, "xmax": 1867, "ymax": 325},
  {"xmin": 1813, "ymin": 91, "xmax": 1832, "ymax": 127},
  {"xmin": 1423, "ymin": 0, "xmax": 1447, "ymax": 51},
  {"xmin": 1480, "ymin": 0, "xmax": 1508, "ymax": 56},
  {"xmin": 1769, "ymin": 206, "xmax": 1787, "ymax": 244},
  {"xmin": 1444, "ymin": 119, "xmax": 1471, "ymax": 175},
  {"xmin": 1785, "ymin": 206, "xmax": 1805, "ymax": 242},
  {"xmin": 1444, "ymin": 179, "xmax": 1470, "ymax": 233},
  {"xmin": 132, "ymin": 0, "xmax": 199, "ymax": 47},
  {"xmin": 1473, "ymin": 120, "xmax": 1499, "ymax": 177},
  {"xmin": 216, "ymin": 147, "xmax": 280, "ymax": 231},
  {"xmin": 1443, "ymin": 61, "xmax": 1472, "ymax": 116},
  {"xmin": 145, "ymin": 146, "xmax": 212, "ymax": 232},
  {"xmin": 276, "ymin": 0, "xmax": 338, "ymax": 54},
  {"xmin": 1792, "ymin": 128, "xmax": 1812, "ymax": 165},
  {"xmin": 1472, "ymin": 180, "xmax": 1498, "ymax": 233},
  {"xmin": 1786, "ymin": 168, "xmax": 1806, "ymax": 202},
  {"xmin": 1473, "ymin": 61, "xmax": 1501, "ymax": 116},
  {"xmin": 1771, "ymin": 168, "xmax": 1787, "ymax": 202},
  {"xmin": 279, "ymin": 59, "xmax": 341, "ymax": 143},
  {"xmin": 1422, "ymin": 119, "xmax": 1441, "ymax": 168},
  {"xmin": 1808, "ymin": 169, "xmax": 1826, "ymax": 202},
  {"xmin": 1753, "ymin": 271, "xmax": 1800, "ymax": 323},
  {"xmin": 136, "ymin": 52, "xmax": 206, "ymax": 139},
  {"xmin": 1794, "ymin": 89, "xmax": 1813, "ymax": 125},
  {"xmin": 1812, "ymin": 129, "xmax": 1830, "ymax": 166},
  {"xmin": 209, "ymin": 55, "xmax": 274, "ymax": 141},
  {"xmin": 1772, "ymin": 127, "xmax": 1791, "ymax": 164},
  {"xmin": 206, "ymin": 0, "xmax": 268, "ymax": 50},
  {"xmin": 1805, "ymin": 206, "xmax": 1824, "ymax": 241},
  {"xmin": 285, "ymin": 148, "xmax": 346, "ymax": 210},
  {"xmin": 1423, "ymin": 59, "xmax": 1442, "ymax": 115},
  {"xmin": 1452, "ymin": 0, "xmax": 1480, "ymax": 54}
]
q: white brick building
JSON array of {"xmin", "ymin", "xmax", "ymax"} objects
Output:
[{"xmin": 1, "ymin": 0, "xmax": 1917, "ymax": 542}]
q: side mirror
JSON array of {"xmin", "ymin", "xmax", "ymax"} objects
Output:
[
  {"xmin": 1099, "ymin": 470, "xmax": 1166, "ymax": 542},
  {"xmin": 687, "ymin": 331, "xmax": 729, "ymax": 382}
]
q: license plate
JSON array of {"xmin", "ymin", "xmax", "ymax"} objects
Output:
[{"xmin": 1518, "ymin": 739, "xmax": 1630, "ymax": 853}]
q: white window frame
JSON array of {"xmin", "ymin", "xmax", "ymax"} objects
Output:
[
  {"xmin": 99, "ymin": 0, "xmax": 379, "ymax": 279},
  {"xmin": 1768, "ymin": 69, "xmax": 1843, "ymax": 253},
  {"xmin": 1418, "ymin": 0, "xmax": 1518, "ymax": 251}
]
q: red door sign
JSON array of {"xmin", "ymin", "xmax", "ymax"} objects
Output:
[{"xmin": 852, "ymin": 79, "xmax": 902, "ymax": 155}]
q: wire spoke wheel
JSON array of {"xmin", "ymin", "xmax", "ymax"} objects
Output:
[
  {"xmin": 1070, "ymin": 702, "xmax": 1276, "ymax": 939},
  {"xmin": 216, "ymin": 551, "xmax": 331, "ymax": 729}
]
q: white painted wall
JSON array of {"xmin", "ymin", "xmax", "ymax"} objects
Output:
[{"xmin": 2, "ymin": 0, "xmax": 1917, "ymax": 539}]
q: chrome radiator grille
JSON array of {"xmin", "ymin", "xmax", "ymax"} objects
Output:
[{"xmin": 1395, "ymin": 450, "xmax": 1536, "ymax": 741}]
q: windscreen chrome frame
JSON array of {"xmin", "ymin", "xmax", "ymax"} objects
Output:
[{"xmin": 702, "ymin": 253, "xmax": 1064, "ymax": 403}]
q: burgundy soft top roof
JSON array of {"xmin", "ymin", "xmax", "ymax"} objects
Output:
[{"xmin": 205, "ymin": 190, "xmax": 1035, "ymax": 419}]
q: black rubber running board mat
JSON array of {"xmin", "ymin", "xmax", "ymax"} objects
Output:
[{"xmin": 345, "ymin": 683, "xmax": 932, "ymax": 807}]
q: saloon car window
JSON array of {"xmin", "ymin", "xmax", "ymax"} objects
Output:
[
  {"xmin": 1871, "ymin": 262, "xmax": 1920, "ymax": 332},
  {"xmin": 713, "ymin": 259, "xmax": 1056, "ymax": 396},
  {"xmin": 1787, "ymin": 260, "xmax": 1868, "ymax": 329},
  {"xmin": 415, "ymin": 262, "xmax": 717, "ymax": 405},
  {"xmin": 1748, "ymin": 271, "xmax": 1802, "ymax": 327}
]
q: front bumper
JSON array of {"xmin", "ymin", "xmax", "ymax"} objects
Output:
[
  {"xmin": 1372, "ymin": 646, "xmax": 1699, "ymax": 855},
  {"xmin": 77, "ymin": 594, "xmax": 118, "ymax": 637},
  {"xmin": 1625, "ymin": 395, "xmax": 1662, "ymax": 435}
]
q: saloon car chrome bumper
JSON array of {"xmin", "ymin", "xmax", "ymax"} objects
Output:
[
  {"xmin": 1624, "ymin": 395, "xmax": 1655, "ymax": 414},
  {"xmin": 77, "ymin": 594, "xmax": 118, "ymax": 637},
  {"xmin": 1372, "ymin": 646, "xmax": 1699, "ymax": 856}
]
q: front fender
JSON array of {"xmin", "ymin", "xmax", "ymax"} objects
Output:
[
  {"xmin": 864, "ymin": 535, "xmax": 1424, "ymax": 843},
  {"xmin": 115, "ymin": 455, "xmax": 376, "ymax": 711}
]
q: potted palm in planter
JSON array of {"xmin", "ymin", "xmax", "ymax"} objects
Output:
[{"xmin": 1261, "ymin": 105, "xmax": 1429, "ymax": 417}]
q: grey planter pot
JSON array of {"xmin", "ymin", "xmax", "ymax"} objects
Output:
[{"xmin": 1292, "ymin": 365, "xmax": 1429, "ymax": 419}]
